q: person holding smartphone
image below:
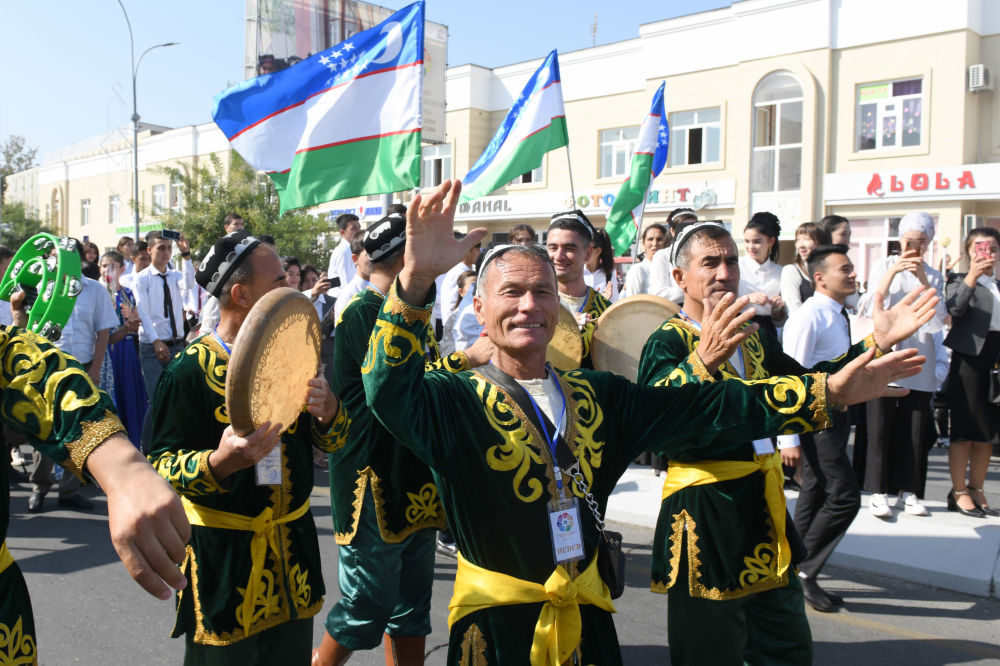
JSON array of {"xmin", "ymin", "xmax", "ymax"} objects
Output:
[
  {"xmin": 856, "ymin": 212, "xmax": 948, "ymax": 519},
  {"xmin": 943, "ymin": 226, "xmax": 1000, "ymax": 517}
]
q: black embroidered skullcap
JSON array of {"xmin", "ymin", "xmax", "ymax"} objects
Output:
[
  {"xmin": 196, "ymin": 231, "xmax": 262, "ymax": 298},
  {"xmin": 549, "ymin": 209, "xmax": 595, "ymax": 240},
  {"xmin": 363, "ymin": 213, "xmax": 406, "ymax": 263}
]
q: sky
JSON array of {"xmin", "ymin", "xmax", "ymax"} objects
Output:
[{"xmin": 1, "ymin": 0, "xmax": 732, "ymax": 159}]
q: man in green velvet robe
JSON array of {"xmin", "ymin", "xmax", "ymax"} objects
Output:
[
  {"xmin": 358, "ymin": 180, "xmax": 925, "ymax": 666},
  {"xmin": 2, "ymin": 293, "xmax": 190, "ymax": 665},
  {"xmin": 315, "ymin": 213, "xmax": 491, "ymax": 665},
  {"xmin": 635, "ymin": 222, "xmax": 939, "ymax": 665},
  {"xmin": 545, "ymin": 210, "xmax": 610, "ymax": 368},
  {"xmin": 148, "ymin": 233, "xmax": 348, "ymax": 664}
]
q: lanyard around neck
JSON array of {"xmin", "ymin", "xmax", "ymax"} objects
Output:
[
  {"xmin": 212, "ymin": 328, "xmax": 232, "ymax": 355},
  {"xmin": 525, "ymin": 368, "xmax": 568, "ymax": 491}
]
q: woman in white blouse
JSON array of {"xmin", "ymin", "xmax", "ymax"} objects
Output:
[
  {"xmin": 739, "ymin": 211, "xmax": 786, "ymax": 339},
  {"xmin": 585, "ymin": 228, "xmax": 620, "ymax": 302},
  {"xmin": 780, "ymin": 222, "xmax": 821, "ymax": 314}
]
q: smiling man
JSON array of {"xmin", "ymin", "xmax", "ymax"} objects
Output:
[
  {"xmin": 636, "ymin": 224, "xmax": 938, "ymax": 663},
  {"xmin": 359, "ymin": 180, "xmax": 926, "ymax": 665},
  {"xmin": 545, "ymin": 210, "xmax": 610, "ymax": 367}
]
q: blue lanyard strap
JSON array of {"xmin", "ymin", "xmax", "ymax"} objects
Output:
[
  {"xmin": 524, "ymin": 367, "xmax": 568, "ymax": 491},
  {"xmin": 212, "ymin": 328, "xmax": 232, "ymax": 355},
  {"xmin": 577, "ymin": 290, "xmax": 588, "ymax": 313}
]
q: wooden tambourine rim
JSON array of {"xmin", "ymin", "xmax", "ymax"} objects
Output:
[
  {"xmin": 225, "ymin": 287, "xmax": 321, "ymax": 436},
  {"xmin": 591, "ymin": 294, "xmax": 680, "ymax": 380},
  {"xmin": 545, "ymin": 304, "xmax": 583, "ymax": 371}
]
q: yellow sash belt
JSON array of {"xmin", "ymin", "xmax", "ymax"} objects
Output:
[
  {"xmin": 662, "ymin": 452, "xmax": 790, "ymax": 578},
  {"xmin": 448, "ymin": 552, "xmax": 615, "ymax": 666},
  {"xmin": 0, "ymin": 541, "xmax": 13, "ymax": 576},
  {"xmin": 181, "ymin": 497, "xmax": 310, "ymax": 637}
]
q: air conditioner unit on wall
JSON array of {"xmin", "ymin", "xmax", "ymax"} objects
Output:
[{"xmin": 969, "ymin": 64, "xmax": 992, "ymax": 92}]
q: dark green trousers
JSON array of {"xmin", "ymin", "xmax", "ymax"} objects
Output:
[
  {"xmin": 183, "ymin": 618, "xmax": 312, "ymax": 666},
  {"xmin": 667, "ymin": 547, "xmax": 812, "ymax": 666}
]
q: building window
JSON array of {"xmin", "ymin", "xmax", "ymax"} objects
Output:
[
  {"xmin": 152, "ymin": 184, "xmax": 167, "ymax": 214},
  {"xmin": 170, "ymin": 178, "xmax": 185, "ymax": 211},
  {"xmin": 509, "ymin": 165, "xmax": 543, "ymax": 186},
  {"xmin": 421, "ymin": 143, "xmax": 452, "ymax": 188},
  {"xmin": 856, "ymin": 78, "xmax": 922, "ymax": 151},
  {"xmin": 80, "ymin": 199, "xmax": 91, "ymax": 226},
  {"xmin": 751, "ymin": 72, "xmax": 803, "ymax": 193},
  {"xmin": 599, "ymin": 127, "xmax": 639, "ymax": 178},
  {"xmin": 109, "ymin": 195, "xmax": 120, "ymax": 224},
  {"xmin": 669, "ymin": 108, "xmax": 721, "ymax": 166}
]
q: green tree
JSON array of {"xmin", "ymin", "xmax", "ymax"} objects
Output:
[
  {"xmin": 156, "ymin": 152, "xmax": 334, "ymax": 266},
  {"xmin": 0, "ymin": 135, "xmax": 38, "ymax": 204},
  {"xmin": 0, "ymin": 201, "xmax": 57, "ymax": 250}
]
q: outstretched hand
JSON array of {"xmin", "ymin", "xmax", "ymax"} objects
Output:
[
  {"xmin": 696, "ymin": 293, "xmax": 758, "ymax": 375},
  {"xmin": 399, "ymin": 180, "xmax": 487, "ymax": 305},
  {"xmin": 85, "ymin": 434, "xmax": 191, "ymax": 601},
  {"xmin": 826, "ymin": 347, "xmax": 925, "ymax": 407},
  {"xmin": 871, "ymin": 286, "xmax": 939, "ymax": 350}
]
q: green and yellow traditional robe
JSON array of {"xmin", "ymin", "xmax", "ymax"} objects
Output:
[
  {"xmin": 329, "ymin": 287, "xmax": 466, "ymax": 544},
  {"xmin": 147, "ymin": 335, "xmax": 349, "ymax": 646},
  {"xmin": 560, "ymin": 286, "xmax": 610, "ymax": 369},
  {"xmin": 361, "ymin": 283, "xmax": 831, "ymax": 666},
  {"xmin": 0, "ymin": 326, "xmax": 125, "ymax": 666},
  {"xmin": 637, "ymin": 317, "xmax": 883, "ymax": 600}
]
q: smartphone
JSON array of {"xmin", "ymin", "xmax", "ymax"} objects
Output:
[
  {"xmin": 905, "ymin": 239, "xmax": 920, "ymax": 254},
  {"xmin": 975, "ymin": 239, "xmax": 992, "ymax": 261},
  {"xmin": 161, "ymin": 229, "xmax": 182, "ymax": 241},
  {"xmin": 329, "ymin": 276, "xmax": 341, "ymax": 289}
]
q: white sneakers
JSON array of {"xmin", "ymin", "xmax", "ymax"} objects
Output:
[
  {"xmin": 869, "ymin": 492, "xmax": 929, "ymax": 518},
  {"xmin": 870, "ymin": 493, "xmax": 892, "ymax": 518},
  {"xmin": 901, "ymin": 491, "xmax": 929, "ymax": 516}
]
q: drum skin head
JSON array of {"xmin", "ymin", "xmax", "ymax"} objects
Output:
[
  {"xmin": 226, "ymin": 287, "xmax": 322, "ymax": 436},
  {"xmin": 591, "ymin": 294, "xmax": 680, "ymax": 381},
  {"xmin": 546, "ymin": 304, "xmax": 583, "ymax": 371}
]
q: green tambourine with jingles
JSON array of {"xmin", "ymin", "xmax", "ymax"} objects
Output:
[{"xmin": 0, "ymin": 233, "xmax": 82, "ymax": 340}]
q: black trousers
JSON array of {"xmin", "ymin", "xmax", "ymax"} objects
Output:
[
  {"xmin": 794, "ymin": 411, "xmax": 859, "ymax": 579},
  {"xmin": 861, "ymin": 391, "xmax": 934, "ymax": 498}
]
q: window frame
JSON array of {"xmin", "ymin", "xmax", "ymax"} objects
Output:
[
  {"xmin": 750, "ymin": 73, "xmax": 803, "ymax": 194},
  {"xmin": 151, "ymin": 184, "xmax": 167, "ymax": 215},
  {"xmin": 668, "ymin": 107, "xmax": 722, "ymax": 168},
  {"xmin": 855, "ymin": 77, "xmax": 923, "ymax": 152},
  {"xmin": 598, "ymin": 126, "xmax": 640, "ymax": 179},
  {"xmin": 109, "ymin": 195, "xmax": 120, "ymax": 225},
  {"xmin": 420, "ymin": 142, "xmax": 453, "ymax": 190},
  {"xmin": 80, "ymin": 198, "xmax": 91, "ymax": 226}
]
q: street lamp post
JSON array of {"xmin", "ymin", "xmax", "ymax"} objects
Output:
[{"xmin": 118, "ymin": 0, "xmax": 177, "ymax": 241}]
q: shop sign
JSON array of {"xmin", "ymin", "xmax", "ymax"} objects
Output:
[
  {"xmin": 455, "ymin": 179, "xmax": 735, "ymax": 220},
  {"xmin": 825, "ymin": 164, "xmax": 1000, "ymax": 204},
  {"xmin": 326, "ymin": 205, "xmax": 383, "ymax": 219}
]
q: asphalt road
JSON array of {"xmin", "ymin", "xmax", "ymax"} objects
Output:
[{"xmin": 6, "ymin": 465, "xmax": 1000, "ymax": 665}]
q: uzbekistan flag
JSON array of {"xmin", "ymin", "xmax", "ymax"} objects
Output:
[
  {"xmin": 606, "ymin": 83, "xmax": 669, "ymax": 256},
  {"xmin": 460, "ymin": 50, "xmax": 568, "ymax": 203},
  {"xmin": 212, "ymin": 2, "xmax": 424, "ymax": 213}
]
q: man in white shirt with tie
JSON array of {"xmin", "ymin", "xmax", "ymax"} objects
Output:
[
  {"xmin": 780, "ymin": 244, "xmax": 865, "ymax": 612},
  {"xmin": 133, "ymin": 231, "xmax": 195, "ymax": 407},
  {"xmin": 327, "ymin": 213, "xmax": 361, "ymax": 301}
]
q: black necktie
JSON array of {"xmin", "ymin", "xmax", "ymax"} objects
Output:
[
  {"xmin": 840, "ymin": 306, "xmax": 851, "ymax": 342},
  {"xmin": 159, "ymin": 273, "xmax": 178, "ymax": 341}
]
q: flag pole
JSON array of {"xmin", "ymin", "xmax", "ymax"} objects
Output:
[
  {"xmin": 630, "ymin": 196, "xmax": 647, "ymax": 263},
  {"xmin": 565, "ymin": 144, "xmax": 577, "ymax": 207}
]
